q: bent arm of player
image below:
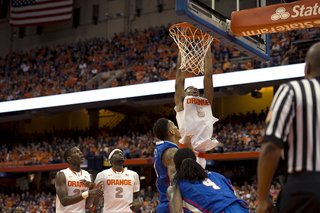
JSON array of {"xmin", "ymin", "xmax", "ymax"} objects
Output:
[
  {"xmin": 167, "ymin": 183, "xmax": 183, "ymax": 213},
  {"xmin": 257, "ymin": 142, "xmax": 281, "ymax": 213},
  {"xmin": 55, "ymin": 171, "xmax": 88, "ymax": 207},
  {"xmin": 175, "ymin": 52, "xmax": 187, "ymax": 112},
  {"xmin": 85, "ymin": 175, "xmax": 104, "ymax": 209},
  {"xmin": 162, "ymin": 147, "xmax": 178, "ymax": 184},
  {"xmin": 130, "ymin": 192, "xmax": 143, "ymax": 212},
  {"xmin": 55, "ymin": 172, "xmax": 104, "ymax": 207},
  {"xmin": 203, "ymin": 47, "xmax": 214, "ymax": 106}
]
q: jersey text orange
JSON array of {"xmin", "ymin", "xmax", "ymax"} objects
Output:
[
  {"xmin": 67, "ymin": 181, "xmax": 86, "ymax": 188},
  {"xmin": 186, "ymin": 97, "xmax": 210, "ymax": 105},
  {"xmin": 107, "ymin": 179, "xmax": 132, "ymax": 185}
]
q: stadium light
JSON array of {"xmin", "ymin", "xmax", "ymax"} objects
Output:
[{"xmin": 0, "ymin": 63, "xmax": 305, "ymax": 114}]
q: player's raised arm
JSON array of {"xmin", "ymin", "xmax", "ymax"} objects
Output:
[
  {"xmin": 203, "ymin": 47, "xmax": 214, "ymax": 106},
  {"xmin": 162, "ymin": 147, "xmax": 178, "ymax": 184},
  {"xmin": 167, "ymin": 183, "xmax": 183, "ymax": 213},
  {"xmin": 175, "ymin": 52, "xmax": 187, "ymax": 112},
  {"xmin": 55, "ymin": 171, "xmax": 87, "ymax": 206}
]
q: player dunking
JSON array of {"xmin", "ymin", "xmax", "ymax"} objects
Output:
[
  {"xmin": 175, "ymin": 47, "xmax": 219, "ymax": 168},
  {"xmin": 94, "ymin": 149, "xmax": 143, "ymax": 213},
  {"xmin": 167, "ymin": 148, "xmax": 249, "ymax": 213},
  {"xmin": 153, "ymin": 118, "xmax": 193, "ymax": 213},
  {"xmin": 55, "ymin": 147, "xmax": 103, "ymax": 213}
]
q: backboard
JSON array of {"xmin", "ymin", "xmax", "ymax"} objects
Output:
[{"xmin": 176, "ymin": 0, "xmax": 271, "ymax": 62}]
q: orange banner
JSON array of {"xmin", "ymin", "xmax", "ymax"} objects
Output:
[{"xmin": 231, "ymin": 0, "xmax": 320, "ymax": 37}]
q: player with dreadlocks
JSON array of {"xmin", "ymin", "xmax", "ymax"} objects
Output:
[{"xmin": 167, "ymin": 148, "xmax": 249, "ymax": 213}]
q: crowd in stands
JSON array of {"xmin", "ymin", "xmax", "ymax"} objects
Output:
[
  {"xmin": 0, "ymin": 23, "xmax": 319, "ymax": 102},
  {"xmin": 0, "ymin": 109, "xmax": 267, "ymax": 167},
  {"xmin": 0, "ymin": 169, "xmax": 283, "ymax": 213},
  {"xmin": 0, "ymin": 191, "xmax": 56, "ymax": 213}
]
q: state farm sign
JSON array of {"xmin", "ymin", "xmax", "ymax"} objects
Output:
[{"xmin": 231, "ymin": 0, "xmax": 320, "ymax": 37}]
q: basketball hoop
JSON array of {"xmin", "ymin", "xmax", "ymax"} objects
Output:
[{"xmin": 169, "ymin": 22, "xmax": 219, "ymax": 75}]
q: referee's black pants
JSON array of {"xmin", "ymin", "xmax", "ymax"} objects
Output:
[{"xmin": 275, "ymin": 172, "xmax": 320, "ymax": 213}]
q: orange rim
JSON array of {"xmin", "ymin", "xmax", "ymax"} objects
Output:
[{"xmin": 169, "ymin": 22, "xmax": 220, "ymax": 42}]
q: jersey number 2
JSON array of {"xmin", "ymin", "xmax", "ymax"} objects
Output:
[
  {"xmin": 115, "ymin": 187, "xmax": 123, "ymax": 198},
  {"xmin": 203, "ymin": 179, "xmax": 221, "ymax": 190}
]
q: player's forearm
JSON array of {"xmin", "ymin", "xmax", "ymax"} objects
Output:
[
  {"xmin": 204, "ymin": 47, "xmax": 214, "ymax": 101},
  {"xmin": 175, "ymin": 69, "xmax": 186, "ymax": 87},
  {"xmin": 184, "ymin": 143, "xmax": 194, "ymax": 152},
  {"xmin": 85, "ymin": 196, "xmax": 96, "ymax": 209},
  {"xmin": 257, "ymin": 142, "xmax": 281, "ymax": 201},
  {"xmin": 167, "ymin": 185, "xmax": 183, "ymax": 213},
  {"xmin": 59, "ymin": 194, "xmax": 85, "ymax": 207},
  {"xmin": 204, "ymin": 74, "xmax": 214, "ymax": 105}
]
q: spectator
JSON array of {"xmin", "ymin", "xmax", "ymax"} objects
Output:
[{"xmin": 145, "ymin": 186, "xmax": 154, "ymax": 200}]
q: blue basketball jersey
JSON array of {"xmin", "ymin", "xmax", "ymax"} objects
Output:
[
  {"xmin": 153, "ymin": 140, "xmax": 179, "ymax": 202},
  {"xmin": 178, "ymin": 172, "xmax": 249, "ymax": 213}
]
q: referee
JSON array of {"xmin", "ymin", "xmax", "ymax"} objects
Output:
[{"xmin": 257, "ymin": 42, "xmax": 320, "ymax": 213}]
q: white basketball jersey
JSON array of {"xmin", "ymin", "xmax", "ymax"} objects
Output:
[
  {"xmin": 56, "ymin": 168, "xmax": 91, "ymax": 213},
  {"xmin": 95, "ymin": 168, "xmax": 140, "ymax": 213},
  {"xmin": 175, "ymin": 96, "xmax": 219, "ymax": 152}
]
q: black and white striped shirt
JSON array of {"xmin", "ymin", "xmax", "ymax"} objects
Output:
[{"xmin": 263, "ymin": 77, "xmax": 320, "ymax": 174}]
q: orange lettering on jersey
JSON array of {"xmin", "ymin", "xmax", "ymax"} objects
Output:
[
  {"xmin": 186, "ymin": 97, "xmax": 210, "ymax": 106},
  {"xmin": 67, "ymin": 181, "xmax": 86, "ymax": 188},
  {"xmin": 106, "ymin": 179, "xmax": 131, "ymax": 185}
]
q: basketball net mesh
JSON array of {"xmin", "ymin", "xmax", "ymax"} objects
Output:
[{"xmin": 170, "ymin": 25, "xmax": 215, "ymax": 75}]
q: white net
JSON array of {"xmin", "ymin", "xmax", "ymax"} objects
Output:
[{"xmin": 169, "ymin": 23, "xmax": 216, "ymax": 75}]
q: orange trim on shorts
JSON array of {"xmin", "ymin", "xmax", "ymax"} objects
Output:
[{"xmin": 179, "ymin": 143, "xmax": 205, "ymax": 158}]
